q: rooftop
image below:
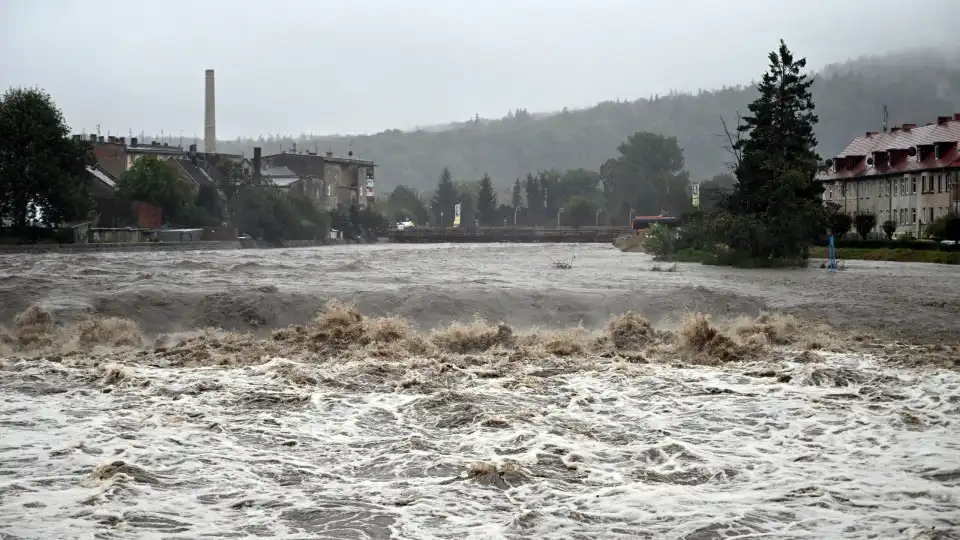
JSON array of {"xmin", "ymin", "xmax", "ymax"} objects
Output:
[
  {"xmin": 172, "ymin": 158, "xmax": 216, "ymax": 187},
  {"xmin": 260, "ymin": 165, "xmax": 303, "ymax": 187},
  {"xmin": 263, "ymin": 151, "xmax": 375, "ymax": 166},
  {"xmin": 86, "ymin": 166, "xmax": 117, "ymax": 189},
  {"xmin": 819, "ymin": 113, "xmax": 960, "ymax": 181},
  {"xmin": 836, "ymin": 114, "xmax": 960, "ymax": 158}
]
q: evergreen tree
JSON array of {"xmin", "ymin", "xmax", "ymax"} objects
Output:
[
  {"xmin": 476, "ymin": 173, "xmax": 497, "ymax": 226},
  {"xmin": 512, "ymin": 178, "xmax": 523, "ymax": 208},
  {"xmin": 727, "ymin": 40, "xmax": 825, "ymax": 258},
  {"xmin": 430, "ymin": 167, "xmax": 458, "ymax": 226},
  {"xmin": 524, "ymin": 173, "xmax": 543, "ymax": 224}
]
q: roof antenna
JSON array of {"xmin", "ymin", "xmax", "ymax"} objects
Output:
[{"xmin": 882, "ymin": 105, "xmax": 888, "ymax": 133}]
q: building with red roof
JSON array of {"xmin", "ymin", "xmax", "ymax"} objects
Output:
[{"xmin": 817, "ymin": 113, "xmax": 960, "ymax": 237}]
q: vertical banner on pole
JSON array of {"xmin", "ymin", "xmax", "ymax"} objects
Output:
[{"xmin": 453, "ymin": 203, "xmax": 461, "ymax": 227}]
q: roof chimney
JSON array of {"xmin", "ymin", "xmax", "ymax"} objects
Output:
[
  {"xmin": 204, "ymin": 69, "xmax": 216, "ymax": 154},
  {"xmin": 865, "ymin": 131, "xmax": 877, "ymax": 137},
  {"xmin": 253, "ymin": 147, "xmax": 262, "ymax": 185},
  {"xmin": 902, "ymin": 123, "xmax": 916, "ymax": 131}
]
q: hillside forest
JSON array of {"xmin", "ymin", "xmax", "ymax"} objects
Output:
[{"xmin": 202, "ymin": 48, "xmax": 960, "ymax": 199}]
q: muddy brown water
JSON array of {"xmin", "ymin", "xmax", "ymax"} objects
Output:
[
  {"xmin": 1, "ymin": 244, "xmax": 958, "ymax": 539},
  {"xmin": 1, "ymin": 243, "xmax": 958, "ymax": 342}
]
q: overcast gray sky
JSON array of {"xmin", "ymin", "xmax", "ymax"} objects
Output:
[{"xmin": 1, "ymin": 0, "xmax": 956, "ymax": 139}]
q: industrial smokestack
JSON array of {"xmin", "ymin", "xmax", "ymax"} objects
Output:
[{"xmin": 204, "ymin": 69, "xmax": 216, "ymax": 154}]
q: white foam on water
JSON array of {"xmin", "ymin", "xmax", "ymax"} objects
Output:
[{"xmin": 0, "ymin": 351, "xmax": 957, "ymax": 539}]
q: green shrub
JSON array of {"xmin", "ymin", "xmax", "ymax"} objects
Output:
[
  {"xmin": 881, "ymin": 220, "xmax": 897, "ymax": 240},
  {"xmin": 642, "ymin": 223, "xmax": 675, "ymax": 260}
]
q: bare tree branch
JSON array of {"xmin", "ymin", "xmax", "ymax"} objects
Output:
[{"xmin": 719, "ymin": 111, "xmax": 744, "ymax": 173}]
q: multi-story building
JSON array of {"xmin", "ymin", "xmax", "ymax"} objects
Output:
[
  {"xmin": 258, "ymin": 149, "xmax": 376, "ymax": 212},
  {"xmin": 817, "ymin": 113, "xmax": 960, "ymax": 237}
]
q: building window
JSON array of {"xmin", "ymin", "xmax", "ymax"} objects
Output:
[
  {"xmin": 901, "ymin": 178, "xmax": 906, "ymax": 195},
  {"xmin": 938, "ymin": 175, "xmax": 943, "ymax": 193},
  {"xmin": 911, "ymin": 177, "xmax": 917, "ymax": 194},
  {"xmin": 839, "ymin": 183, "xmax": 846, "ymax": 198},
  {"xmin": 911, "ymin": 207, "xmax": 917, "ymax": 223}
]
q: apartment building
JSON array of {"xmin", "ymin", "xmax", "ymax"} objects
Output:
[
  {"xmin": 817, "ymin": 113, "xmax": 960, "ymax": 237},
  {"xmin": 259, "ymin": 149, "xmax": 376, "ymax": 212}
]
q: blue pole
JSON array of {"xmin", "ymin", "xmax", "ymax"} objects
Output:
[{"xmin": 828, "ymin": 234, "xmax": 836, "ymax": 273}]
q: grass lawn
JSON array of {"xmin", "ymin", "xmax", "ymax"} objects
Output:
[{"xmin": 809, "ymin": 246, "xmax": 960, "ymax": 264}]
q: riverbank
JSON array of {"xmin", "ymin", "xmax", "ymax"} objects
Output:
[{"xmin": 810, "ymin": 245, "xmax": 960, "ymax": 265}]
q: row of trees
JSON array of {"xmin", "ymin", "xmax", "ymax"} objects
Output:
[{"xmin": 385, "ymin": 129, "xmax": 701, "ymax": 229}]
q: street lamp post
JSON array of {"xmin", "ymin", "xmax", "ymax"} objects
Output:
[
  {"xmin": 595, "ymin": 208, "xmax": 601, "ymax": 226},
  {"xmin": 557, "ymin": 207, "xmax": 564, "ymax": 228},
  {"xmin": 514, "ymin": 206, "xmax": 519, "ymax": 226}
]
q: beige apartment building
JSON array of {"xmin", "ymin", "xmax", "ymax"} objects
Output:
[{"xmin": 817, "ymin": 113, "xmax": 960, "ymax": 237}]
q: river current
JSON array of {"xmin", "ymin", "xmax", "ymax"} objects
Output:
[{"xmin": 1, "ymin": 244, "xmax": 958, "ymax": 539}]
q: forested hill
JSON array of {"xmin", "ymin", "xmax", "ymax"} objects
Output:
[{"xmin": 214, "ymin": 48, "xmax": 960, "ymax": 192}]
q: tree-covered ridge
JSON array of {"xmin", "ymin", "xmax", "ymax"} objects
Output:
[{"xmin": 210, "ymin": 48, "xmax": 960, "ymax": 193}]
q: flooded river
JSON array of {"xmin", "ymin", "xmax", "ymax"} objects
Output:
[{"xmin": 1, "ymin": 244, "xmax": 958, "ymax": 539}]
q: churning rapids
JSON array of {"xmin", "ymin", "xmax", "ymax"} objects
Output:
[{"xmin": 1, "ymin": 244, "xmax": 959, "ymax": 539}]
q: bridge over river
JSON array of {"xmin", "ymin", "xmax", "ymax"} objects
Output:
[{"xmin": 386, "ymin": 226, "xmax": 634, "ymax": 243}]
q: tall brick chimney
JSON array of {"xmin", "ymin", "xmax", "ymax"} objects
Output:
[{"xmin": 204, "ymin": 69, "xmax": 216, "ymax": 154}]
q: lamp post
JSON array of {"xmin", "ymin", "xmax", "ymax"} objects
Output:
[
  {"xmin": 514, "ymin": 206, "xmax": 519, "ymax": 226},
  {"xmin": 595, "ymin": 208, "xmax": 602, "ymax": 226},
  {"xmin": 557, "ymin": 207, "xmax": 564, "ymax": 229}
]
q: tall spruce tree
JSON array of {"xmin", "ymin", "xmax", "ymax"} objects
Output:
[
  {"xmin": 476, "ymin": 173, "xmax": 497, "ymax": 226},
  {"xmin": 512, "ymin": 178, "xmax": 523, "ymax": 209},
  {"xmin": 524, "ymin": 173, "xmax": 543, "ymax": 224},
  {"xmin": 430, "ymin": 167, "xmax": 458, "ymax": 226},
  {"xmin": 728, "ymin": 40, "xmax": 825, "ymax": 258}
]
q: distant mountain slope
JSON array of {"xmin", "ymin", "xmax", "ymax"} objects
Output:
[{"xmin": 215, "ymin": 48, "xmax": 960, "ymax": 193}]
